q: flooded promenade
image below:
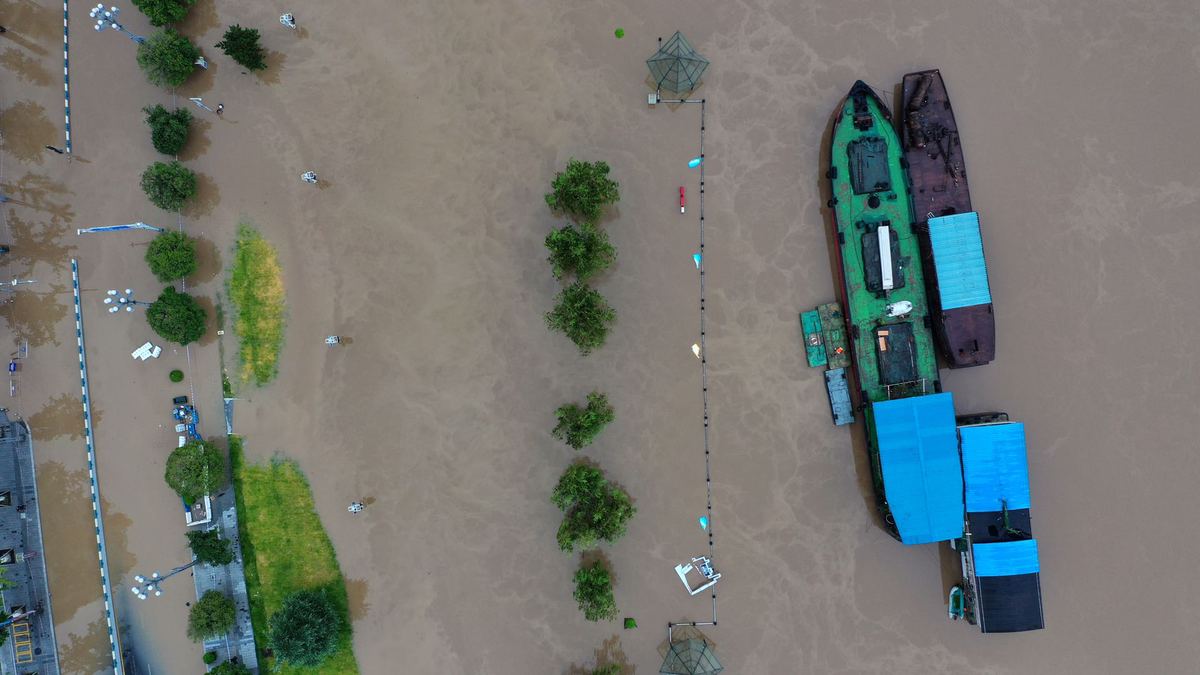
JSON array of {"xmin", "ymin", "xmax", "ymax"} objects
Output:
[{"xmin": 1, "ymin": 0, "xmax": 1200, "ymax": 673}]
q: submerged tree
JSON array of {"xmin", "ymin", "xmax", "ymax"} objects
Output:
[
  {"xmin": 269, "ymin": 589, "xmax": 341, "ymax": 668},
  {"xmin": 147, "ymin": 286, "xmax": 207, "ymax": 345},
  {"xmin": 141, "ymin": 160, "xmax": 198, "ymax": 212},
  {"xmin": 552, "ymin": 463, "xmax": 636, "ymax": 552},
  {"xmin": 545, "ymin": 283, "xmax": 615, "ymax": 355},
  {"xmin": 573, "ymin": 561, "xmax": 617, "ymax": 622},
  {"xmin": 145, "ymin": 231, "xmax": 198, "ymax": 281},
  {"xmin": 143, "ymin": 104, "xmax": 193, "ymax": 155},
  {"xmin": 188, "ymin": 590, "xmax": 236, "ymax": 641},
  {"xmin": 132, "ymin": 0, "xmax": 197, "ymax": 26},
  {"xmin": 136, "ymin": 29, "xmax": 200, "ymax": 88},
  {"xmin": 186, "ymin": 528, "xmax": 234, "ymax": 566},
  {"xmin": 215, "ymin": 25, "xmax": 267, "ymax": 71},
  {"xmin": 545, "ymin": 223, "xmax": 616, "ymax": 281},
  {"xmin": 545, "ymin": 159, "xmax": 620, "ymax": 224},
  {"xmin": 165, "ymin": 438, "xmax": 223, "ymax": 503},
  {"xmin": 552, "ymin": 392, "xmax": 615, "ymax": 450}
]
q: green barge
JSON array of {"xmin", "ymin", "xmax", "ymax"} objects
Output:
[{"xmin": 827, "ymin": 81, "xmax": 958, "ymax": 542}]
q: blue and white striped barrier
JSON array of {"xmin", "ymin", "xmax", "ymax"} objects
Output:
[
  {"xmin": 71, "ymin": 260, "xmax": 124, "ymax": 674},
  {"xmin": 62, "ymin": 0, "xmax": 72, "ymax": 154}
]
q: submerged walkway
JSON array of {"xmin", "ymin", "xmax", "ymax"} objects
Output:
[{"xmin": 0, "ymin": 410, "xmax": 61, "ymax": 674}]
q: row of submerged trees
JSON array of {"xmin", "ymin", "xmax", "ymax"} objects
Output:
[
  {"xmin": 542, "ymin": 160, "xmax": 634, "ymax": 624},
  {"xmin": 125, "ymin": 2, "xmax": 275, "ymax": 348}
]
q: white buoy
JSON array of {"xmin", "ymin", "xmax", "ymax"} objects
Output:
[{"xmin": 692, "ymin": 343, "xmax": 701, "ymax": 359}]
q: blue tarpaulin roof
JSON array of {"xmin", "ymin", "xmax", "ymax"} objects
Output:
[
  {"xmin": 928, "ymin": 212, "xmax": 992, "ymax": 310},
  {"xmin": 974, "ymin": 539, "xmax": 1040, "ymax": 577},
  {"xmin": 871, "ymin": 393, "xmax": 964, "ymax": 545},
  {"xmin": 960, "ymin": 423, "xmax": 1031, "ymax": 513}
]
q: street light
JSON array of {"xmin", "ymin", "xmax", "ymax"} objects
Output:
[
  {"xmin": 103, "ymin": 289, "xmax": 148, "ymax": 313},
  {"xmin": 130, "ymin": 560, "xmax": 198, "ymax": 600},
  {"xmin": 90, "ymin": 4, "xmax": 145, "ymax": 44}
]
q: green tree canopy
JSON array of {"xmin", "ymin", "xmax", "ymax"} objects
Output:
[
  {"xmin": 545, "ymin": 223, "xmax": 616, "ymax": 281},
  {"xmin": 545, "ymin": 283, "xmax": 616, "ymax": 355},
  {"xmin": 143, "ymin": 104, "xmax": 192, "ymax": 155},
  {"xmin": 136, "ymin": 29, "xmax": 200, "ymax": 88},
  {"xmin": 269, "ymin": 589, "xmax": 341, "ymax": 668},
  {"xmin": 132, "ymin": 0, "xmax": 197, "ymax": 26},
  {"xmin": 545, "ymin": 159, "xmax": 620, "ymax": 224},
  {"xmin": 215, "ymin": 25, "xmax": 267, "ymax": 71},
  {"xmin": 187, "ymin": 590, "xmax": 236, "ymax": 642},
  {"xmin": 145, "ymin": 231, "xmax": 198, "ymax": 281},
  {"xmin": 553, "ymin": 392, "xmax": 615, "ymax": 450},
  {"xmin": 573, "ymin": 561, "xmax": 617, "ymax": 621},
  {"xmin": 147, "ymin": 286, "xmax": 208, "ymax": 345},
  {"xmin": 186, "ymin": 528, "xmax": 234, "ymax": 566},
  {"xmin": 552, "ymin": 463, "xmax": 636, "ymax": 552},
  {"xmin": 165, "ymin": 438, "xmax": 223, "ymax": 503},
  {"xmin": 141, "ymin": 160, "xmax": 198, "ymax": 212},
  {"xmin": 209, "ymin": 661, "xmax": 251, "ymax": 675}
]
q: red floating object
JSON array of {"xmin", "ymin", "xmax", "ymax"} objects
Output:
[{"xmin": 680, "ymin": 186, "xmax": 687, "ymax": 213}]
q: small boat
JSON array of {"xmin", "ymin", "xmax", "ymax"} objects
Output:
[{"xmin": 948, "ymin": 584, "xmax": 965, "ymax": 620}]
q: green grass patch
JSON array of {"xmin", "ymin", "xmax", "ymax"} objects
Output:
[
  {"xmin": 230, "ymin": 436, "xmax": 358, "ymax": 674},
  {"xmin": 229, "ymin": 224, "xmax": 285, "ymax": 386}
]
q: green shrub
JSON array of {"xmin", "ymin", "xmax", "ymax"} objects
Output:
[
  {"xmin": 552, "ymin": 463, "xmax": 636, "ymax": 552},
  {"xmin": 553, "ymin": 392, "xmax": 615, "ymax": 450},
  {"xmin": 545, "ymin": 159, "xmax": 620, "ymax": 224},
  {"xmin": 140, "ymin": 160, "xmax": 197, "ymax": 212},
  {"xmin": 545, "ymin": 283, "xmax": 616, "ymax": 355},
  {"xmin": 146, "ymin": 286, "xmax": 207, "ymax": 345},
  {"xmin": 545, "ymin": 223, "xmax": 616, "ymax": 281},
  {"xmin": 203, "ymin": 651, "xmax": 217, "ymax": 665},
  {"xmin": 169, "ymin": 369, "xmax": 184, "ymax": 383},
  {"xmin": 136, "ymin": 29, "xmax": 200, "ymax": 88},
  {"xmin": 269, "ymin": 589, "xmax": 341, "ymax": 668},
  {"xmin": 143, "ymin": 104, "xmax": 192, "ymax": 155},
  {"xmin": 187, "ymin": 590, "xmax": 235, "ymax": 642},
  {"xmin": 573, "ymin": 561, "xmax": 617, "ymax": 621},
  {"xmin": 187, "ymin": 528, "xmax": 234, "ymax": 566},
  {"xmin": 215, "ymin": 25, "xmax": 267, "ymax": 71},
  {"xmin": 132, "ymin": 0, "xmax": 197, "ymax": 26},
  {"xmin": 209, "ymin": 662, "xmax": 251, "ymax": 675},
  {"xmin": 145, "ymin": 231, "xmax": 198, "ymax": 281},
  {"xmin": 165, "ymin": 438, "xmax": 224, "ymax": 503}
]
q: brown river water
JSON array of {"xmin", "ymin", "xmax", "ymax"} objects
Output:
[{"xmin": 2, "ymin": 0, "xmax": 1200, "ymax": 673}]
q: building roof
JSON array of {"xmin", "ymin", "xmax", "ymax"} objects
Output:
[
  {"xmin": 974, "ymin": 538, "xmax": 1041, "ymax": 577},
  {"xmin": 960, "ymin": 422, "xmax": 1031, "ymax": 513},
  {"xmin": 871, "ymin": 392, "xmax": 964, "ymax": 544},
  {"xmin": 976, "ymin": 571, "xmax": 1045, "ymax": 633},
  {"xmin": 928, "ymin": 212, "xmax": 992, "ymax": 310}
]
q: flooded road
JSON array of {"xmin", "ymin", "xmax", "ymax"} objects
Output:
[{"xmin": 2, "ymin": 0, "xmax": 1200, "ymax": 673}]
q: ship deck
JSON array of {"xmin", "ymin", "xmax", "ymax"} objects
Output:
[{"xmin": 829, "ymin": 84, "xmax": 940, "ymax": 404}]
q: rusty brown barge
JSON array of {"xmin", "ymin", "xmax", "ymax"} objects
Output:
[{"xmin": 901, "ymin": 69, "xmax": 995, "ymax": 368}]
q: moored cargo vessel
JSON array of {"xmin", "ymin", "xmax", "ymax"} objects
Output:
[
  {"xmin": 901, "ymin": 69, "xmax": 995, "ymax": 368},
  {"xmin": 826, "ymin": 81, "xmax": 962, "ymax": 544}
]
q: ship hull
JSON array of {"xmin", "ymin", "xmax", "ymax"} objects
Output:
[{"xmin": 901, "ymin": 69, "xmax": 996, "ymax": 368}]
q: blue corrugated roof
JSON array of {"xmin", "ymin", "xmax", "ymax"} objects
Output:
[
  {"xmin": 975, "ymin": 539, "xmax": 1040, "ymax": 577},
  {"xmin": 928, "ymin": 212, "xmax": 992, "ymax": 310},
  {"xmin": 871, "ymin": 393, "xmax": 964, "ymax": 545},
  {"xmin": 960, "ymin": 423, "xmax": 1031, "ymax": 513}
]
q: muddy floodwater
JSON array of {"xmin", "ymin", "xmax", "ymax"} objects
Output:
[{"xmin": 2, "ymin": 0, "xmax": 1200, "ymax": 673}]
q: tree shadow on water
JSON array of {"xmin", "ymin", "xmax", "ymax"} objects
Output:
[
  {"xmin": 4, "ymin": 172, "xmax": 75, "ymax": 222},
  {"xmin": 28, "ymin": 393, "xmax": 95, "ymax": 440},
  {"xmin": 0, "ymin": 283, "xmax": 69, "ymax": 348},
  {"xmin": 189, "ymin": 235, "xmax": 221, "ymax": 284},
  {"xmin": 59, "ymin": 618, "xmax": 112, "ymax": 675},
  {"xmin": 0, "ymin": 47, "xmax": 52, "ymax": 86},
  {"xmin": 256, "ymin": 50, "xmax": 286, "ymax": 85},
  {"xmin": 565, "ymin": 634, "xmax": 633, "ymax": 675},
  {"xmin": 0, "ymin": 100, "xmax": 55, "ymax": 164},
  {"xmin": 178, "ymin": 117, "xmax": 212, "ymax": 161},
  {"xmin": 184, "ymin": 172, "xmax": 220, "ymax": 218},
  {"xmin": 5, "ymin": 212, "xmax": 76, "ymax": 267}
]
